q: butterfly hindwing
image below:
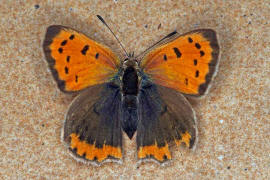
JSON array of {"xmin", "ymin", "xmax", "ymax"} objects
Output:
[
  {"xmin": 141, "ymin": 29, "xmax": 219, "ymax": 96},
  {"xmin": 43, "ymin": 25, "xmax": 120, "ymax": 92},
  {"xmin": 137, "ymin": 77, "xmax": 197, "ymax": 164},
  {"xmin": 62, "ymin": 80, "xmax": 123, "ymax": 165}
]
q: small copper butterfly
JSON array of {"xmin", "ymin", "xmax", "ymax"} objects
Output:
[{"xmin": 43, "ymin": 15, "xmax": 220, "ymax": 166}]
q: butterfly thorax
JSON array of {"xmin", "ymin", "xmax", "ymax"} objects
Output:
[{"xmin": 122, "ymin": 59, "xmax": 139, "ymax": 96}]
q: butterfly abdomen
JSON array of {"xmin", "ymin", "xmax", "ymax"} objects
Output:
[{"xmin": 121, "ymin": 95, "xmax": 138, "ymax": 139}]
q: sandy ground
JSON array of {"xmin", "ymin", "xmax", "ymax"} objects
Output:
[{"xmin": 0, "ymin": 0, "xmax": 269, "ymax": 179}]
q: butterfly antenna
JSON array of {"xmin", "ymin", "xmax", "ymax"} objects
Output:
[
  {"xmin": 135, "ymin": 31, "xmax": 177, "ymax": 59},
  {"xmin": 97, "ymin": 15, "xmax": 129, "ymax": 57}
]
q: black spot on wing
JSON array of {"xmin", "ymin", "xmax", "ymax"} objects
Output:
[
  {"xmin": 66, "ymin": 56, "xmax": 70, "ymax": 62},
  {"xmin": 173, "ymin": 48, "xmax": 182, "ymax": 58},
  {"xmin": 95, "ymin": 53, "xmax": 99, "ymax": 59},
  {"xmin": 81, "ymin": 45, "xmax": 89, "ymax": 55},
  {"xmin": 195, "ymin": 43, "xmax": 201, "ymax": 49},
  {"xmin": 65, "ymin": 66, "xmax": 69, "ymax": 74},
  {"xmin": 163, "ymin": 54, "xmax": 167, "ymax": 61},
  {"xmin": 200, "ymin": 50, "xmax": 205, "ymax": 57},
  {"xmin": 195, "ymin": 70, "xmax": 199, "ymax": 77},
  {"xmin": 185, "ymin": 78, "xmax": 188, "ymax": 85},
  {"xmin": 61, "ymin": 40, "xmax": 67, "ymax": 46},
  {"xmin": 194, "ymin": 59, "xmax": 197, "ymax": 65},
  {"xmin": 58, "ymin": 47, "xmax": 63, "ymax": 53},
  {"xmin": 69, "ymin": 34, "xmax": 75, "ymax": 40},
  {"xmin": 188, "ymin": 37, "xmax": 193, "ymax": 43}
]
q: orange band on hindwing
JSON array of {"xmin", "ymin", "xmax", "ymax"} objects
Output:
[
  {"xmin": 138, "ymin": 142, "xmax": 171, "ymax": 162},
  {"xmin": 70, "ymin": 133, "xmax": 122, "ymax": 162},
  {"xmin": 174, "ymin": 131, "xmax": 192, "ymax": 147},
  {"xmin": 137, "ymin": 132, "xmax": 192, "ymax": 162}
]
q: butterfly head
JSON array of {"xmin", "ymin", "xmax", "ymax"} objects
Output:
[{"xmin": 123, "ymin": 52, "xmax": 139, "ymax": 70}]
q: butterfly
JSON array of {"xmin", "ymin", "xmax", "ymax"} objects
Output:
[{"xmin": 43, "ymin": 15, "xmax": 219, "ymax": 166}]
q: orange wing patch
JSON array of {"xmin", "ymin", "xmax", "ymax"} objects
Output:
[
  {"xmin": 174, "ymin": 131, "xmax": 192, "ymax": 147},
  {"xmin": 141, "ymin": 29, "xmax": 219, "ymax": 96},
  {"xmin": 137, "ymin": 132, "xmax": 192, "ymax": 163},
  {"xmin": 138, "ymin": 142, "xmax": 171, "ymax": 162},
  {"xmin": 43, "ymin": 25, "xmax": 120, "ymax": 92},
  {"xmin": 70, "ymin": 133, "xmax": 122, "ymax": 162}
]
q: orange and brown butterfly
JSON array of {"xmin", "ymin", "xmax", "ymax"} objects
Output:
[{"xmin": 43, "ymin": 15, "xmax": 219, "ymax": 166}]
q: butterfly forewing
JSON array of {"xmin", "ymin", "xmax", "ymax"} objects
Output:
[
  {"xmin": 43, "ymin": 25, "xmax": 120, "ymax": 92},
  {"xmin": 141, "ymin": 29, "xmax": 219, "ymax": 96}
]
